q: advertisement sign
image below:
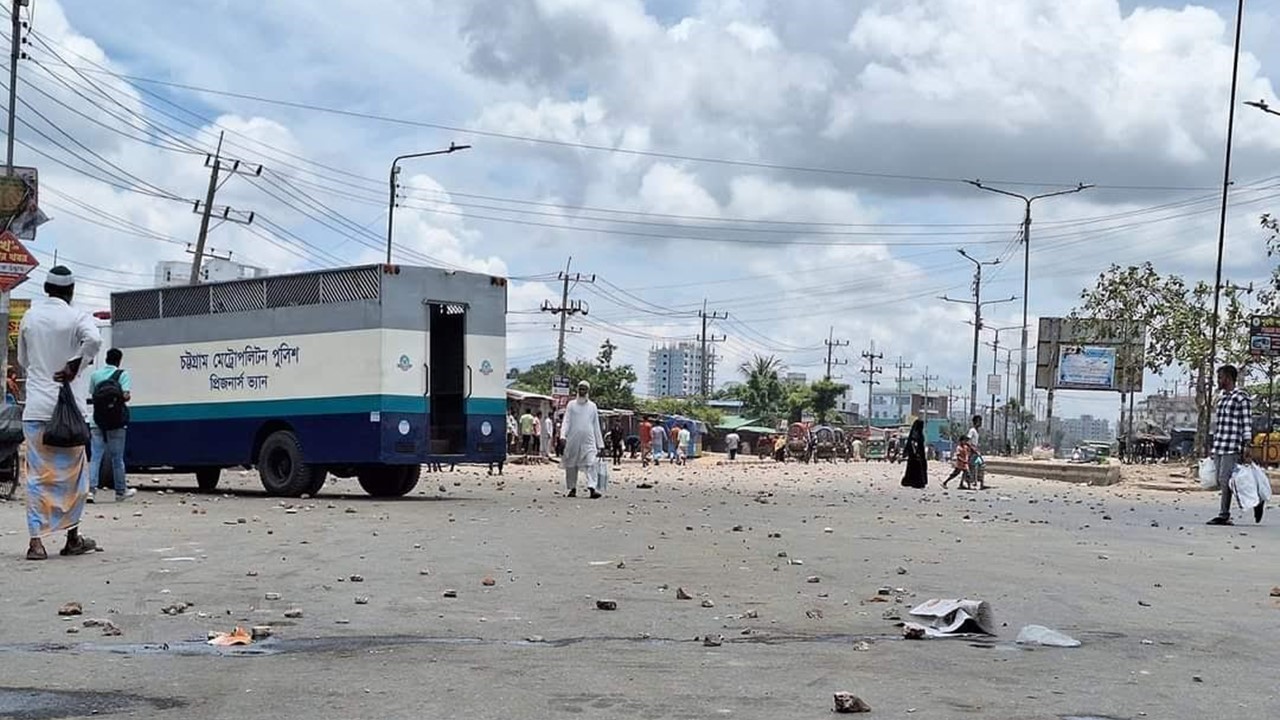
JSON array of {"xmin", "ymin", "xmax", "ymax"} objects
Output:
[
  {"xmin": 0, "ymin": 231, "xmax": 37, "ymax": 292},
  {"xmin": 7, "ymin": 297, "xmax": 29, "ymax": 351},
  {"xmin": 986, "ymin": 373, "xmax": 1002, "ymax": 397},
  {"xmin": 1055, "ymin": 346, "xmax": 1117, "ymax": 390},
  {"xmin": 1248, "ymin": 315, "xmax": 1280, "ymax": 358},
  {"xmin": 551, "ymin": 374, "xmax": 571, "ymax": 397},
  {"xmin": 0, "ymin": 167, "xmax": 47, "ymax": 240}
]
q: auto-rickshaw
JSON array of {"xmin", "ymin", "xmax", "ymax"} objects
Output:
[
  {"xmin": 812, "ymin": 426, "xmax": 837, "ymax": 462},
  {"xmin": 833, "ymin": 428, "xmax": 848, "ymax": 462},
  {"xmin": 864, "ymin": 437, "xmax": 887, "ymax": 461}
]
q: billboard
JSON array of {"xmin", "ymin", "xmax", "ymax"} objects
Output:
[
  {"xmin": 0, "ymin": 167, "xmax": 47, "ymax": 240},
  {"xmin": 1055, "ymin": 346, "xmax": 1117, "ymax": 390},
  {"xmin": 1248, "ymin": 315, "xmax": 1280, "ymax": 358},
  {"xmin": 1036, "ymin": 317, "xmax": 1144, "ymax": 393},
  {"xmin": 6, "ymin": 297, "xmax": 28, "ymax": 352}
]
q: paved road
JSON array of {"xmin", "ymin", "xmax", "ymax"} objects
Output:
[{"xmin": 0, "ymin": 460, "xmax": 1276, "ymax": 719}]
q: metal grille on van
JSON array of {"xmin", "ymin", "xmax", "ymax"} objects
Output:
[{"xmin": 110, "ymin": 266, "xmax": 383, "ymax": 321}]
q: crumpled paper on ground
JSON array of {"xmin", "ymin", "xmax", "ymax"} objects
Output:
[{"xmin": 902, "ymin": 598, "xmax": 996, "ymax": 638}]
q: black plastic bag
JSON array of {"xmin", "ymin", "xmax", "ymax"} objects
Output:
[
  {"xmin": 44, "ymin": 382, "xmax": 89, "ymax": 448},
  {"xmin": 0, "ymin": 402, "xmax": 22, "ymax": 446}
]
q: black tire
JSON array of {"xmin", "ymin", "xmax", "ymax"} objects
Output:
[
  {"xmin": 195, "ymin": 468, "xmax": 222, "ymax": 493},
  {"xmin": 358, "ymin": 465, "xmax": 421, "ymax": 498},
  {"xmin": 257, "ymin": 430, "xmax": 320, "ymax": 497},
  {"xmin": 302, "ymin": 468, "xmax": 328, "ymax": 497}
]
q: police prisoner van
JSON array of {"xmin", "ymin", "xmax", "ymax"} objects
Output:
[{"xmin": 109, "ymin": 264, "xmax": 507, "ymax": 497}]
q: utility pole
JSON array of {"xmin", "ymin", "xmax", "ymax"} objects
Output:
[
  {"xmin": 892, "ymin": 356, "xmax": 914, "ymax": 422},
  {"xmin": 824, "ymin": 327, "xmax": 851, "ymax": 381},
  {"xmin": 918, "ymin": 366, "xmax": 939, "ymax": 421},
  {"xmin": 1, "ymin": 0, "xmax": 27, "ymax": 384},
  {"xmin": 940, "ymin": 248, "xmax": 1015, "ymax": 423},
  {"xmin": 385, "ymin": 142, "xmax": 470, "ymax": 264},
  {"xmin": 946, "ymin": 384, "xmax": 963, "ymax": 428},
  {"xmin": 189, "ymin": 132, "xmax": 260, "ymax": 284},
  {"xmin": 698, "ymin": 300, "xmax": 728, "ymax": 399},
  {"xmin": 968, "ymin": 180, "xmax": 1092, "ymax": 453},
  {"xmin": 542, "ymin": 257, "xmax": 595, "ymax": 380},
  {"xmin": 982, "ymin": 324, "xmax": 1020, "ymax": 453},
  {"xmin": 860, "ymin": 348, "xmax": 884, "ymax": 431}
]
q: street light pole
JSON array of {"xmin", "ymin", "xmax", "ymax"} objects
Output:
[
  {"xmin": 942, "ymin": 248, "xmax": 1012, "ymax": 423},
  {"xmin": 386, "ymin": 142, "xmax": 471, "ymax": 264},
  {"xmin": 984, "ymin": 324, "xmax": 1020, "ymax": 455},
  {"xmin": 967, "ymin": 180, "xmax": 1093, "ymax": 453}
]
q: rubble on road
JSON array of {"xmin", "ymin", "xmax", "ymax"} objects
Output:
[
  {"xmin": 833, "ymin": 692, "xmax": 872, "ymax": 713},
  {"xmin": 57, "ymin": 602, "xmax": 83, "ymax": 617}
]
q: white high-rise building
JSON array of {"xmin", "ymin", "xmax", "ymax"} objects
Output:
[
  {"xmin": 648, "ymin": 342, "xmax": 714, "ymax": 398},
  {"xmin": 155, "ymin": 258, "xmax": 268, "ymax": 288}
]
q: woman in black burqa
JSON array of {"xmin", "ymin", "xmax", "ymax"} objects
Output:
[{"xmin": 901, "ymin": 419, "xmax": 928, "ymax": 488}]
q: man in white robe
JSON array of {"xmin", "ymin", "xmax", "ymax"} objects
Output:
[
  {"xmin": 560, "ymin": 381, "xmax": 605, "ymax": 498},
  {"xmin": 540, "ymin": 411, "xmax": 554, "ymax": 459}
]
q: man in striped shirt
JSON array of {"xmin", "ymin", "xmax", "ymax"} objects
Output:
[{"xmin": 1208, "ymin": 365, "xmax": 1254, "ymax": 526}]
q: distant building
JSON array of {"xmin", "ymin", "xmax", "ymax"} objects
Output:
[
  {"xmin": 1134, "ymin": 393, "xmax": 1197, "ymax": 434},
  {"xmin": 869, "ymin": 390, "xmax": 912, "ymax": 425},
  {"xmin": 155, "ymin": 258, "xmax": 267, "ymax": 288},
  {"xmin": 785, "ymin": 372, "xmax": 808, "ymax": 385},
  {"xmin": 1058, "ymin": 414, "xmax": 1113, "ymax": 447},
  {"xmin": 648, "ymin": 342, "xmax": 714, "ymax": 398},
  {"xmin": 835, "ymin": 387, "xmax": 860, "ymax": 425},
  {"xmin": 910, "ymin": 393, "xmax": 949, "ymax": 421}
]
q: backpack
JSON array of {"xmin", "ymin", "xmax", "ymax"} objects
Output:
[{"xmin": 92, "ymin": 369, "xmax": 130, "ymax": 430}]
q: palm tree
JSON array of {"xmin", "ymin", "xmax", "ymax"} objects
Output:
[{"xmin": 739, "ymin": 355, "xmax": 786, "ymax": 423}]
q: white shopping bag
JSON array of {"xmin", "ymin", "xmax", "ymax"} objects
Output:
[
  {"xmin": 1249, "ymin": 463, "xmax": 1272, "ymax": 503},
  {"xmin": 1199, "ymin": 457, "xmax": 1218, "ymax": 490},
  {"xmin": 594, "ymin": 462, "xmax": 609, "ymax": 493},
  {"xmin": 1230, "ymin": 463, "xmax": 1261, "ymax": 511}
]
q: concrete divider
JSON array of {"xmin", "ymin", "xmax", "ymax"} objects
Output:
[{"xmin": 983, "ymin": 459, "xmax": 1121, "ymax": 486}]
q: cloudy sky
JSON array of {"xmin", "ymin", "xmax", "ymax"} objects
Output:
[{"xmin": 13, "ymin": 0, "xmax": 1280, "ymax": 423}]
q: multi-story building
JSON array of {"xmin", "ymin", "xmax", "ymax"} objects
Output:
[
  {"xmin": 155, "ymin": 258, "xmax": 268, "ymax": 288},
  {"xmin": 1133, "ymin": 393, "xmax": 1197, "ymax": 434},
  {"xmin": 1058, "ymin": 414, "xmax": 1113, "ymax": 447},
  {"xmin": 648, "ymin": 342, "xmax": 714, "ymax": 398},
  {"xmin": 785, "ymin": 372, "xmax": 808, "ymax": 385}
]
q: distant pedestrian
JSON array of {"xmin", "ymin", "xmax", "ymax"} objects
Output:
[
  {"xmin": 725, "ymin": 430, "xmax": 741, "ymax": 461},
  {"xmin": 901, "ymin": 419, "xmax": 928, "ymax": 489},
  {"xmin": 506, "ymin": 410, "xmax": 518, "ymax": 453},
  {"xmin": 18, "ymin": 266, "xmax": 103, "ymax": 561},
  {"xmin": 87, "ymin": 348, "xmax": 135, "ymax": 503},
  {"xmin": 609, "ymin": 420, "xmax": 624, "ymax": 468},
  {"xmin": 943, "ymin": 436, "xmax": 973, "ymax": 490},
  {"xmin": 649, "ymin": 422, "xmax": 666, "ymax": 466},
  {"xmin": 1207, "ymin": 364, "xmax": 1255, "ymax": 526},
  {"xmin": 540, "ymin": 411, "xmax": 554, "ymax": 459},
  {"xmin": 519, "ymin": 409, "xmax": 536, "ymax": 457},
  {"xmin": 5, "ymin": 366, "xmax": 19, "ymax": 404},
  {"xmin": 560, "ymin": 381, "xmax": 605, "ymax": 499},
  {"xmin": 967, "ymin": 415, "xmax": 986, "ymax": 489},
  {"xmin": 668, "ymin": 423, "xmax": 680, "ymax": 461},
  {"xmin": 677, "ymin": 423, "xmax": 692, "ymax": 465},
  {"xmin": 639, "ymin": 417, "xmax": 652, "ymax": 467}
]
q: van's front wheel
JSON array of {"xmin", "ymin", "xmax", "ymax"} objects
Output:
[
  {"xmin": 357, "ymin": 465, "xmax": 421, "ymax": 497},
  {"xmin": 258, "ymin": 430, "xmax": 323, "ymax": 497}
]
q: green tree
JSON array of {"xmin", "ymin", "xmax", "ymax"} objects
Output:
[
  {"xmin": 738, "ymin": 355, "xmax": 786, "ymax": 422},
  {"xmin": 509, "ymin": 339, "xmax": 638, "ymax": 410},
  {"xmin": 635, "ymin": 397, "xmax": 723, "ymax": 427},
  {"xmin": 1076, "ymin": 263, "xmax": 1254, "ymax": 455},
  {"xmin": 784, "ymin": 382, "xmax": 814, "ymax": 424},
  {"xmin": 810, "ymin": 379, "xmax": 849, "ymax": 425}
]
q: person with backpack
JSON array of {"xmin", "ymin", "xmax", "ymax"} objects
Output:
[{"xmin": 87, "ymin": 348, "xmax": 134, "ymax": 503}]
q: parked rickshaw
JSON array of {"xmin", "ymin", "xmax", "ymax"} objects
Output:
[
  {"xmin": 833, "ymin": 428, "xmax": 849, "ymax": 462},
  {"xmin": 865, "ymin": 437, "xmax": 887, "ymax": 461},
  {"xmin": 785, "ymin": 422, "xmax": 811, "ymax": 463},
  {"xmin": 812, "ymin": 426, "xmax": 837, "ymax": 462}
]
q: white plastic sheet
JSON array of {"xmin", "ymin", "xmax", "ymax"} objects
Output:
[{"xmin": 1199, "ymin": 457, "xmax": 1218, "ymax": 490}]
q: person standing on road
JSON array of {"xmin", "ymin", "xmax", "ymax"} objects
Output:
[
  {"xmin": 560, "ymin": 381, "xmax": 605, "ymax": 499},
  {"xmin": 608, "ymin": 420, "xmax": 624, "ymax": 468},
  {"xmin": 1208, "ymin": 364, "xmax": 1255, "ymax": 526},
  {"xmin": 668, "ymin": 423, "xmax": 681, "ymax": 461},
  {"xmin": 676, "ymin": 423, "xmax": 692, "ymax": 465},
  {"xmin": 18, "ymin": 266, "xmax": 103, "ymax": 561},
  {"xmin": 87, "ymin": 348, "xmax": 135, "ymax": 503},
  {"xmin": 639, "ymin": 417, "xmax": 652, "ymax": 467},
  {"xmin": 649, "ymin": 421, "xmax": 666, "ymax": 466},
  {"xmin": 540, "ymin": 410, "xmax": 554, "ymax": 460},
  {"xmin": 519, "ymin": 409, "xmax": 536, "ymax": 457},
  {"xmin": 901, "ymin": 419, "xmax": 928, "ymax": 488},
  {"xmin": 725, "ymin": 430, "xmax": 741, "ymax": 461},
  {"xmin": 967, "ymin": 415, "xmax": 986, "ymax": 490}
]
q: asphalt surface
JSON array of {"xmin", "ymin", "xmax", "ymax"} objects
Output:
[{"xmin": 0, "ymin": 458, "xmax": 1277, "ymax": 719}]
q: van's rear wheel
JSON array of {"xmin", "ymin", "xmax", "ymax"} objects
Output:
[
  {"xmin": 357, "ymin": 465, "xmax": 421, "ymax": 497},
  {"xmin": 258, "ymin": 430, "xmax": 323, "ymax": 497},
  {"xmin": 195, "ymin": 468, "xmax": 222, "ymax": 493}
]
